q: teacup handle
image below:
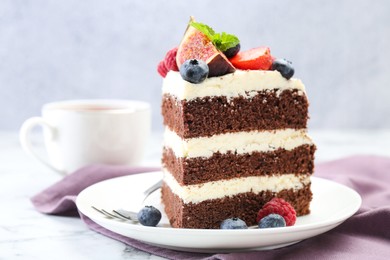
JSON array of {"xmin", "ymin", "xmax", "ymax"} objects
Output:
[{"xmin": 19, "ymin": 117, "xmax": 64, "ymax": 174}]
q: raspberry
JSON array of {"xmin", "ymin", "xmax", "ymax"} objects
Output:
[
  {"xmin": 164, "ymin": 47, "xmax": 179, "ymax": 72},
  {"xmin": 157, "ymin": 47, "xmax": 179, "ymax": 78},
  {"xmin": 157, "ymin": 60, "xmax": 168, "ymax": 77},
  {"xmin": 256, "ymin": 198, "xmax": 296, "ymax": 226}
]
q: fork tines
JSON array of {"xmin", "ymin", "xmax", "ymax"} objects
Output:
[{"xmin": 91, "ymin": 206, "xmax": 137, "ymax": 222}]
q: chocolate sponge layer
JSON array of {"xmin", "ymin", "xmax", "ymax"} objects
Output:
[
  {"xmin": 162, "ymin": 89, "xmax": 309, "ymax": 139},
  {"xmin": 162, "ymin": 144, "xmax": 316, "ymax": 185},
  {"xmin": 161, "ymin": 182, "xmax": 312, "ymax": 229}
]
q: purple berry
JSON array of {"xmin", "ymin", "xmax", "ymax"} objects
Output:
[
  {"xmin": 223, "ymin": 43, "xmax": 241, "ymax": 58},
  {"xmin": 220, "ymin": 217, "xmax": 248, "ymax": 229},
  {"xmin": 258, "ymin": 214, "xmax": 286, "ymax": 228},
  {"xmin": 137, "ymin": 206, "xmax": 161, "ymax": 227},
  {"xmin": 179, "ymin": 59, "xmax": 209, "ymax": 84},
  {"xmin": 271, "ymin": 59, "xmax": 294, "ymax": 80}
]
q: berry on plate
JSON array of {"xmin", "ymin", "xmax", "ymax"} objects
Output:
[
  {"xmin": 271, "ymin": 58, "xmax": 295, "ymax": 80},
  {"xmin": 179, "ymin": 59, "xmax": 209, "ymax": 84},
  {"xmin": 220, "ymin": 217, "xmax": 248, "ymax": 229},
  {"xmin": 137, "ymin": 206, "xmax": 162, "ymax": 227},
  {"xmin": 258, "ymin": 213, "xmax": 286, "ymax": 228},
  {"xmin": 229, "ymin": 46, "xmax": 273, "ymax": 70},
  {"xmin": 256, "ymin": 198, "xmax": 297, "ymax": 226}
]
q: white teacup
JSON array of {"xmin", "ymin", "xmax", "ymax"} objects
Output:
[{"xmin": 19, "ymin": 99, "xmax": 151, "ymax": 175}]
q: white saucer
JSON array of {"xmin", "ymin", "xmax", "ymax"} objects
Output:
[{"xmin": 76, "ymin": 172, "xmax": 361, "ymax": 253}]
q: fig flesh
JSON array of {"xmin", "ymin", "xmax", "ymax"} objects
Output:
[{"xmin": 176, "ymin": 25, "xmax": 235, "ymax": 77}]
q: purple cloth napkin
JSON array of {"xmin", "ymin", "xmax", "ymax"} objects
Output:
[{"xmin": 31, "ymin": 156, "xmax": 390, "ymax": 260}]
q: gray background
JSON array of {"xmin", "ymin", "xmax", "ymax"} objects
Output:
[{"xmin": 1, "ymin": 0, "xmax": 389, "ymax": 132}]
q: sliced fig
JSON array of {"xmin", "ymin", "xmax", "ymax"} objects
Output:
[{"xmin": 176, "ymin": 23, "xmax": 235, "ymax": 77}]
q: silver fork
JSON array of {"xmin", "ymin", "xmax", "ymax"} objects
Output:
[
  {"xmin": 92, "ymin": 179, "xmax": 163, "ymax": 222},
  {"xmin": 141, "ymin": 179, "xmax": 163, "ymax": 204},
  {"xmin": 91, "ymin": 206, "xmax": 138, "ymax": 221}
]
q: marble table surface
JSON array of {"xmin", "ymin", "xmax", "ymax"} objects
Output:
[{"xmin": 1, "ymin": 129, "xmax": 390, "ymax": 259}]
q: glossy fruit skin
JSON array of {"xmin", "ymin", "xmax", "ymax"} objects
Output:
[
  {"xmin": 137, "ymin": 206, "xmax": 162, "ymax": 227},
  {"xmin": 229, "ymin": 47, "xmax": 273, "ymax": 70},
  {"xmin": 220, "ymin": 217, "xmax": 248, "ymax": 229},
  {"xmin": 271, "ymin": 59, "xmax": 295, "ymax": 80},
  {"xmin": 223, "ymin": 43, "xmax": 241, "ymax": 58},
  {"xmin": 179, "ymin": 59, "xmax": 209, "ymax": 84},
  {"xmin": 258, "ymin": 214, "xmax": 286, "ymax": 228}
]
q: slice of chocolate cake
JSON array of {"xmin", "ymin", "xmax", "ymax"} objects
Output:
[
  {"xmin": 161, "ymin": 70, "xmax": 315, "ymax": 229},
  {"xmin": 158, "ymin": 20, "xmax": 316, "ymax": 229}
]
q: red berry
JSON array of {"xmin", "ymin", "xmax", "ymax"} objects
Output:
[
  {"xmin": 256, "ymin": 198, "xmax": 296, "ymax": 226},
  {"xmin": 157, "ymin": 60, "xmax": 168, "ymax": 77},
  {"xmin": 229, "ymin": 47, "xmax": 273, "ymax": 70},
  {"xmin": 164, "ymin": 47, "xmax": 179, "ymax": 71}
]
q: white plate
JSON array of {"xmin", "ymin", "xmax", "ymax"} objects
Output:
[{"xmin": 76, "ymin": 172, "xmax": 361, "ymax": 253}]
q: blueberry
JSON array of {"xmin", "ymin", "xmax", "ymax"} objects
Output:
[
  {"xmin": 220, "ymin": 217, "xmax": 248, "ymax": 229},
  {"xmin": 179, "ymin": 59, "xmax": 209, "ymax": 84},
  {"xmin": 137, "ymin": 206, "xmax": 162, "ymax": 227},
  {"xmin": 223, "ymin": 43, "xmax": 241, "ymax": 58},
  {"xmin": 271, "ymin": 59, "xmax": 294, "ymax": 80},
  {"xmin": 258, "ymin": 214, "xmax": 286, "ymax": 228}
]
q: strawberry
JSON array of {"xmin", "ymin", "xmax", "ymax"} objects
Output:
[{"xmin": 229, "ymin": 47, "xmax": 273, "ymax": 70}]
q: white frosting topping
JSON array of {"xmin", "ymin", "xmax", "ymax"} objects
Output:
[
  {"xmin": 164, "ymin": 128, "xmax": 313, "ymax": 158},
  {"xmin": 163, "ymin": 168, "xmax": 310, "ymax": 204},
  {"xmin": 162, "ymin": 70, "xmax": 306, "ymax": 101}
]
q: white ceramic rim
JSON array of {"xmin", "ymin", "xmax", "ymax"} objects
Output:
[
  {"xmin": 76, "ymin": 173, "xmax": 362, "ymax": 252},
  {"xmin": 42, "ymin": 99, "xmax": 150, "ymax": 114}
]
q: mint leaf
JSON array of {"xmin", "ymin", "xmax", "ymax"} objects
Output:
[
  {"xmin": 213, "ymin": 32, "xmax": 240, "ymax": 52},
  {"xmin": 190, "ymin": 21, "xmax": 240, "ymax": 52}
]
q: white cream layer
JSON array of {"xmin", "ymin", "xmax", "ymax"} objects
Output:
[
  {"xmin": 162, "ymin": 70, "xmax": 306, "ymax": 101},
  {"xmin": 164, "ymin": 128, "xmax": 313, "ymax": 158},
  {"xmin": 163, "ymin": 168, "xmax": 310, "ymax": 204}
]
